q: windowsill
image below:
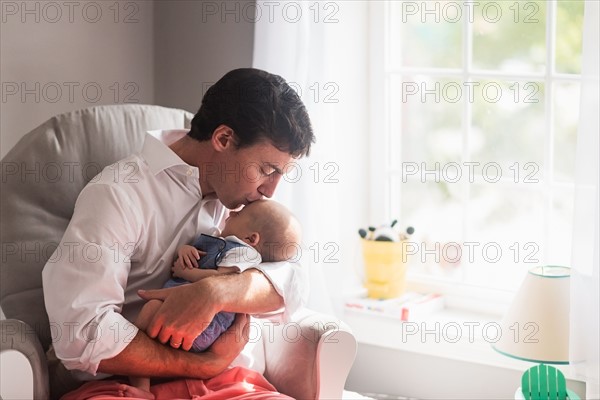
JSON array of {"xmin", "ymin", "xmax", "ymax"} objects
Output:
[
  {"xmin": 409, "ymin": 278, "xmax": 513, "ymax": 314},
  {"xmin": 350, "ymin": 269, "xmax": 520, "ymax": 316},
  {"xmin": 343, "ymin": 304, "xmax": 583, "ymax": 383}
]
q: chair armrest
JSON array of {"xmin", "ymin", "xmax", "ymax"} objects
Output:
[
  {"xmin": 0, "ymin": 319, "xmax": 49, "ymax": 400},
  {"xmin": 261, "ymin": 311, "xmax": 357, "ymax": 400}
]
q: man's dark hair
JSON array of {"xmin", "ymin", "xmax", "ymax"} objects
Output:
[{"xmin": 189, "ymin": 68, "xmax": 315, "ymax": 158}]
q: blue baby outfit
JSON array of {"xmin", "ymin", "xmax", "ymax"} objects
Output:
[{"xmin": 163, "ymin": 234, "xmax": 244, "ymax": 352}]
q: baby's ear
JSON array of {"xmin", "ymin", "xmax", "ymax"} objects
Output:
[{"xmin": 246, "ymin": 232, "xmax": 260, "ymax": 247}]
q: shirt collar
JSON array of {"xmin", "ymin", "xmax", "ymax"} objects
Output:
[
  {"xmin": 223, "ymin": 235, "xmax": 253, "ymax": 248},
  {"xmin": 142, "ymin": 130, "xmax": 192, "ymax": 175}
]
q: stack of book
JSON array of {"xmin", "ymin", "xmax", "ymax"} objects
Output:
[{"xmin": 344, "ymin": 292, "xmax": 444, "ymax": 321}]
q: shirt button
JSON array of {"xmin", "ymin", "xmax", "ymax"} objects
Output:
[{"xmin": 186, "ymin": 169, "xmax": 193, "ymax": 176}]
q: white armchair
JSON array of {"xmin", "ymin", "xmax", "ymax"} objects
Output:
[{"xmin": 0, "ymin": 104, "xmax": 356, "ymax": 399}]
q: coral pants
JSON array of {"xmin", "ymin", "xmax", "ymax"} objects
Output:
[{"xmin": 61, "ymin": 367, "xmax": 293, "ymax": 400}]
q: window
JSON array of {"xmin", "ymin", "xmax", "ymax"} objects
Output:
[{"xmin": 369, "ymin": 1, "xmax": 584, "ymax": 298}]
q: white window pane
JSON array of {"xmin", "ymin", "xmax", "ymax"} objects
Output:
[
  {"xmin": 471, "ymin": 80, "xmax": 545, "ymax": 172},
  {"xmin": 556, "ymin": 0, "xmax": 584, "ymax": 74},
  {"xmin": 390, "ymin": 75, "xmax": 463, "ymax": 168},
  {"xmin": 553, "ymin": 82, "xmax": 580, "ymax": 182},
  {"xmin": 548, "ymin": 186, "xmax": 575, "ymax": 266},
  {"xmin": 464, "ymin": 185, "xmax": 545, "ymax": 289},
  {"xmin": 473, "ymin": 0, "xmax": 547, "ymax": 73},
  {"xmin": 389, "ymin": 1, "xmax": 462, "ymax": 69},
  {"xmin": 395, "ymin": 179, "xmax": 464, "ymax": 281}
]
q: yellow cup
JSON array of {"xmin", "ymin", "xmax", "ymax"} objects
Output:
[{"xmin": 361, "ymin": 239, "xmax": 408, "ymax": 299}]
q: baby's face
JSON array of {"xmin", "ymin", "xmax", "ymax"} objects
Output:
[
  {"xmin": 221, "ymin": 204, "xmax": 257, "ymax": 239},
  {"xmin": 222, "ymin": 200, "xmax": 281, "ymax": 238},
  {"xmin": 221, "ymin": 200, "xmax": 299, "ymax": 255}
]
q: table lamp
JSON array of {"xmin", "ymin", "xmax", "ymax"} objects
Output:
[{"xmin": 493, "ymin": 265, "xmax": 580, "ymax": 400}]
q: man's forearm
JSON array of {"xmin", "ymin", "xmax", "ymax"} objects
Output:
[
  {"xmin": 212, "ymin": 269, "xmax": 284, "ymax": 314},
  {"xmin": 175, "ymin": 267, "xmax": 221, "ymax": 283},
  {"xmin": 97, "ymin": 330, "xmax": 222, "ymax": 378}
]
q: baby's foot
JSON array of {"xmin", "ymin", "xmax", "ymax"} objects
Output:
[{"xmin": 117, "ymin": 383, "xmax": 155, "ymax": 399}]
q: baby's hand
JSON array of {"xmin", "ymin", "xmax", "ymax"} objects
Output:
[
  {"xmin": 172, "ymin": 260, "xmax": 191, "ymax": 279},
  {"xmin": 174, "ymin": 245, "xmax": 206, "ymax": 270}
]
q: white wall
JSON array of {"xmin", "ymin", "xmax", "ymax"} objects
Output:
[
  {"xmin": 0, "ymin": 0, "xmax": 155, "ymax": 159},
  {"xmin": 0, "ymin": 0, "xmax": 255, "ymax": 159},
  {"xmin": 153, "ymin": 0, "xmax": 255, "ymax": 113},
  {"xmin": 0, "ymin": 0, "xmax": 255, "ymax": 325}
]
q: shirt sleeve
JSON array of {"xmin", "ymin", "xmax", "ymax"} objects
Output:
[
  {"xmin": 42, "ymin": 183, "xmax": 140, "ymax": 376},
  {"xmin": 246, "ymin": 260, "xmax": 308, "ymax": 322},
  {"xmin": 218, "ymin": 241, "xmax": 308, "ymax": 321}
]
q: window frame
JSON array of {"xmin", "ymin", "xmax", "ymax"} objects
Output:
[{"xmin": 368, "ymin": 0, "xmax": 582, "ymax": 312}]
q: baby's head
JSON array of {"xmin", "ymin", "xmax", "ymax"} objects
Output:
[{"xmin": 221, "ymin": 199, "xmax": 301, "ymax": 262}]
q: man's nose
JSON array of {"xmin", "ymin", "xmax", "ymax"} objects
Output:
[{"xmin": 258, "ymin": 174, "xmax": 282, "ymax": 198}]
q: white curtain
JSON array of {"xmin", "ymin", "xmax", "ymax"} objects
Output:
[
  {"xmin": 252, "ymin": 1, "xmax": 369, "ymax": 315},
  {"xmin": 569, "ymin": 1, "xmax": 599, "ymax": 398}
]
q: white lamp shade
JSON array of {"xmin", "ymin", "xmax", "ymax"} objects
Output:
[{"xmin": 493, "ymin": 266, "xmax": 570, "ymax": 364}]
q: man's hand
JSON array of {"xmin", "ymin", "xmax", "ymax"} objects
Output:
[
  {"xmin": 138, "ymin": 281, "xmax": 218, "ymax": 351},
  {"xmin": 138, "ymin": 270, "xmax": 283, "ymax": 351}
]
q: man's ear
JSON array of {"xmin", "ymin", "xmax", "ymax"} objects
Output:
[
  {"xmin": 212, "ymin": 125, "xmax": 236, "ymax": 152},
  {"xmin": 245, "ymin": 232, "xmax": 260, "ymax": 247}
]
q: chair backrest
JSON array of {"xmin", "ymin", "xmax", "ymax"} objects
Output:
[
  {"xmin": 0, "ymin": 104, "xmax": 193, "ymax": 350},
  {"xmin": 521, "ymin": 364, "xmax": 567, "ymax": 400}
]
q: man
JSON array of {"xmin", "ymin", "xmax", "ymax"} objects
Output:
[{"xmin": 42, "ymin": 68, "xmax": 315, "ymax": 398}]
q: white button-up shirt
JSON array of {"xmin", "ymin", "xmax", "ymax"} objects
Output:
[{"xmin": 42, "ymin": 131, "xmax": 306, "ymax": 376}]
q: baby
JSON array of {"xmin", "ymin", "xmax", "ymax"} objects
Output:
[{"xmin": 130, "ymin": 199, "xmax": 302, "ymax": 396}]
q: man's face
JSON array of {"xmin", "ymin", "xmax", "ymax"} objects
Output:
[{"xmin": 211, "ymin": 140, "xmax": 293, "ymax": 210}]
